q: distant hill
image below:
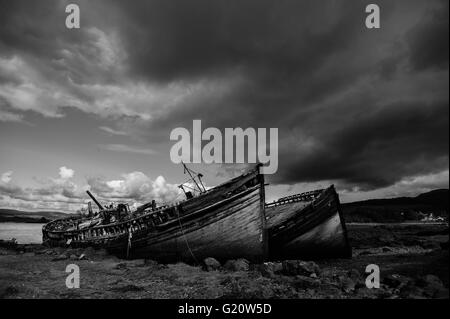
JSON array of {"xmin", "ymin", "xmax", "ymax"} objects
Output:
[
  {"xmin": 342, "ymin": 189, "xmax": 449, "ymax": 223},
  {"xmin": 1, "ymin": 189, "xmax": 448, "ymax": 224},
  {"xmin": 0, "ymin": 209, "xmax": 74, "ymax": 223}
]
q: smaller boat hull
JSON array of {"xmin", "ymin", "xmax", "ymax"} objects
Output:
[{"xmin": 266, "ymin": 186, "xmax": 351, "ymax": 259}]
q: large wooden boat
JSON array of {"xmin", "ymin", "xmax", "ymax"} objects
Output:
[
  {"xmin": 43, "ymin": 165, "xmax": 267, "ymax": 262},
  {"xmin": 265, "ymin": 185, "xmax": 351, "ymax": 259}
]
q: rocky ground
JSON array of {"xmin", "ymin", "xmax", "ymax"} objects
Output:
[{"xmin": 0, "ymin": 223, "xmax": 448, "ymax": 299}]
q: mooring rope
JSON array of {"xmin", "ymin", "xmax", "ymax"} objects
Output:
[
  {"xmin": 126, "ymin": 225, "xmax": 132, "ymax": 259},
  {"xmin": 176, "ymin": 207, "xmax": 199, "ymax": 265}
]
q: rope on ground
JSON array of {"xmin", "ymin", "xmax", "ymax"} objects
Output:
[{"xmin": 176, "ymin": 206, "xmax": 199, "ymax": 265}]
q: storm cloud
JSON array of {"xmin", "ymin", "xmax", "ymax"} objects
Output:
[{"xmin": 0, "ymin": 0, "xmax": 448, "ymax": 211}]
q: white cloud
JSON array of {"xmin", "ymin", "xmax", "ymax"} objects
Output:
[
  {"xmin": 1, "ymin": 171, "xmax": 13, "ymax": 183},
  {"xmin": 0, "ymin": 167, "xmax": 183, "ymax": 212},
  {"xmin": 0, "ymin": 110, "xmax": 25, "ymax": 123},
  {"xmin": 99, "ymin": 126, "xmax": 128, "ymax": 136},
  {"xmin": 59, "ymin": 166, "xmax": 75, "ymax": 179},
  {"xmin": 0, "ymin": 167, "xmax": 178, "ymax": 212},
  {"xmin": 0, "ymin": 167, "xmax": 87, "ymax": 212},
  {"xmin": 0, "ymin": 47, "xmax": 241, "ymax": 125},
  {"xmin": 88, "ymin": 171, "xmax": 182, "ymax": 205},
  {"xmin": 99, "ymin": 144, "xmax": 157, "ymax": 155}
]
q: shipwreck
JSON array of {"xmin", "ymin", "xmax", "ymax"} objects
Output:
[{"xmin": 42, "ymin": 164, "xmax": 351, "ymax": 262}]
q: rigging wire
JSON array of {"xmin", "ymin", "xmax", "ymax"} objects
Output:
[{"xmin": 175, "ymin": 206, "xmax": 199, "ymax": 265}]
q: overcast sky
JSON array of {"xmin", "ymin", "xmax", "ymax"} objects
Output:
[{"xmin": 0, "ymin": 0, "xmax": 448, "ymax": 212}]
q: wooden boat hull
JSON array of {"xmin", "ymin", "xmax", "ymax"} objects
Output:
[
  {"xmin": 108, "ymin": 186, "xmax": 266, "ymax": 262},
  {"xmin": 266, "ymin": 186, "xmax": 351, "ymax": 259},
  {"xmin": 43, "ymin": 166, "xmax": 267, "ymax": 262}
]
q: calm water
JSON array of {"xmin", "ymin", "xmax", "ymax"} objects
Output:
[{"xmin": 0, "ymin": 222, "xmax": 45, "ymax": 244}]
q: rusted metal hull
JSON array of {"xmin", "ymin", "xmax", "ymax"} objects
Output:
[
  {"xmin": 266, "ymin": 186, "xmax": 351, "ymax": 259},
  {"xmin": 43, "ymin": 166, "xmax": 267, "ymax": 262}
]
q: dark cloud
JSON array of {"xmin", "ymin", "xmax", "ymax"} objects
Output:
[
  {"xmin": 0, "ymin": 0, "xmax": 448, "ymax": 195},
  {"xmin": 274, "ymin": 99, "xmax": 449, "ymax": 189},
  {"xmin": 406, "ymin": 0, "xmax": 449, "ymax": 71},
  {"xmin": 111, "ymin": 0, "xmax": 366, "ymax": 83}
]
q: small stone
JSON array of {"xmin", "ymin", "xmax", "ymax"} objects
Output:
[
  {"xmin": 433, "ymin": 287, "xmax": 449, "ymax": 299},
  {"xmin": 45, "ymin": 249, "xmax": 57, "ymax": 256},
  {"xmin": 203, "ymin": 257, "xmax": 221, "ymax": 271},
  {"xmin": 399, "ymin": 282, "xmax": 425, "ymax": 299},
  {"xmin": 257, "ymin": 262, "xmax": 282, "ymax": 277},
  {"xmin": 281, "ymin": 260, "xmax": 320, "ymax": 277},
  {"xmin": 416, "ymin": 274, "xmax": 443, "ymax": 288},
  {"xmin": 127, "ymin": 259, "xmax": 146, "ymax": 267},
  {"xmin": 115, "ymin": 259, "xmax": 146, "ymax": 268},
  {"xmin": 144, "ymin": 259, "xmax": 158, "ymax": 266},
  {"xmin": 339, "ymin": 277, "xmax": 356, "ymax": 293},
  {"xmin": 384, "ymin": 274, "xmax": 412, "ymax": 289},
  {"xmin": 112, "ymin": 284, "xmax": 144, "ymax": 292},
  {"xmin": 224, "ymin": 258, "xmax": 249, "ymax": 272},
  {"xmin": 294, "ymin": 275, "xmax": 321, "ymax": 289},
  {"xmin": 2, "ymin": 285, "xmax": 19, "ymax": 297},
  {"xmin": 114, "ymin": 262, "xmax": 128, "ymax": 269},
  {"xmin": 416, "ymin": 274, "xmax": 447, "ymax": 298},
  {"xmin": 52, "ymin": 254, "xmax": 69, "ymax": 261}
]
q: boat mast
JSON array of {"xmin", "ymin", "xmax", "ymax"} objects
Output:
[
  {"xmin": 180, "ymin": 162, "xmax": 206, "ymax": 194},
  {"xmin": 86, "ymin": 190, "xmax": 104, "ymax": 210}
]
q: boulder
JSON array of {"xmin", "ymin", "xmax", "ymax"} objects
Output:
[
  {"xmin": 144, "ymin": 259, "xmax": 158, "ymax": 267},
  {"xmin": 224, "ymin": 258, "xmax": 249, "ymax": 272},
  {"xmin": 114, "ymin": 262, "xmax": 127, "ymax": 269},
  {"xmin": 1, "ymin": 285, "xmax": 19, "ymax": 298},
  {"xmin": 203, "ymin": 257, "xmax": 221, "ymax": 271},
  {"xmin": 416, "ymin": 274, "xmax": 448, "ymax": 298},
  {"xmin": 339, "ymin": 276, "xmax": 356, "ymax": 293},
  {"xmin": 399, "ymin": 282, "xmax": 426, "ymax": 299},
  {"xmin": 281, "ymin": 260, "xmax": 320, "ymax": 277},
  {"xmin": 293, "ymin": 275, "xmax": 321, "ymax": 289},
  {"xmin": 45, "ymin": 249, "xmax": 57, "ymax": 256},
  {"xmin": 416, "ymin": 274, "xmax": 443, "ymax": 288},
  {"xmin": 257, "ymin": 262, "xmax": 283, "ymax": 277},
  {"xmin": 383, "ymin": 274, "xmax": 412, "ymax": 289}
]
